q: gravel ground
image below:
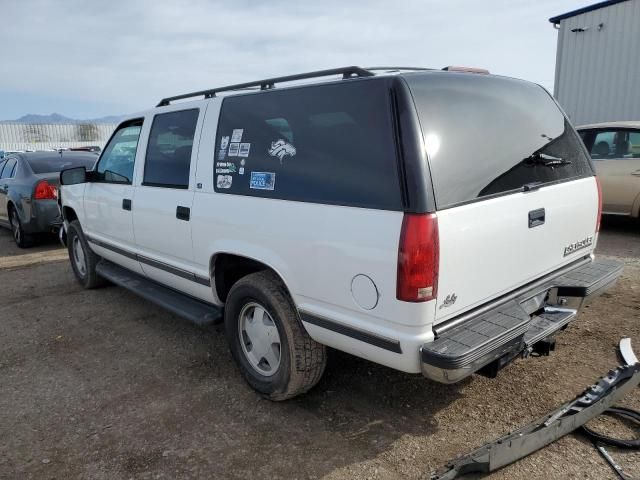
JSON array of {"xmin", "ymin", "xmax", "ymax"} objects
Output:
[{"xmin": 0, "ymin": 217, "xmax": 639, "ymax": 480}]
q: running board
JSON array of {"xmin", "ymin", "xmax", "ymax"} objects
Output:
[{"xmin": 96, "ymin": 260, "xmax": 222, "ymax": 326}]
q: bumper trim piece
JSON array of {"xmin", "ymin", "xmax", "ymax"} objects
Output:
[
  {"xmin": 620, "ymin": 337, "xmax": 638, "ymax": 366},
  {"xmin": 431, "ymin": 353, "xmax": 640, "ymax": 479}
]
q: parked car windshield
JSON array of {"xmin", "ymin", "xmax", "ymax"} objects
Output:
[
  {"xmin": 404, "ymin": 72, "xmax": 594, "ymax": 209},
  {"xmin": 27, "ymin": 152, "xmax": 98, "ymax": 174}
]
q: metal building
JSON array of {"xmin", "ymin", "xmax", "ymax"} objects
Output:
[
  {"xmin": 0, "ymin": 123, "xmax": 116, "ymax": 152},
  {"xmin": 550, "ymin": 0, "xmax": 640, "ymax": 125}
]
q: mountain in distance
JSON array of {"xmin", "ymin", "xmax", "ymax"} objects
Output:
[{"xmin": 2, "ymin": 113, "xmax": 123, "ymax": 124}]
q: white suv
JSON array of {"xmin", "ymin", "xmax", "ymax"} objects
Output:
[{"xmin": 59, "ymin": 66, "xmax": 622, "ymax": 400}]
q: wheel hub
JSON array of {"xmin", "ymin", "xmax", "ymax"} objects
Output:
[
  {"xmin": 72, "ymin": 236, "xmax": 87, "ymax": 276},
  {"xmin": 10, "ymin": 211, "xmax": 20, "ymax": 243},
  {"xmin": 238, "ymin": 302, "xmax": 282, "ymax": 376}
]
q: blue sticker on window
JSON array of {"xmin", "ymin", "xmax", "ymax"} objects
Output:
[{"xmin": 249, "ymin": 172, "xmax": 275, "ymax": 191}]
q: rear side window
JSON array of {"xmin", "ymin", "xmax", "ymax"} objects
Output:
[
  {"xmin": 405, "ymin": 73, "xmax": 594, "ymax": 209},
  {"xmin": 0, "ymin": 158, "xmax": 17, "ymax": 179},
  {"xmin": 143, "ymin": 109, "xmax": 199, "ymax": 189},
  {"xmin": 584, "ymin": 129, "xmax": 640, "ymax": 159},
  {"xmin": 213, "ymin": 78, "xmax": 402, "ymax": 210}
]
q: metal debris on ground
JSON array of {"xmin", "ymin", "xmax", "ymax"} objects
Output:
[{"xmin": 431, "ymin": 338, "xmax": 640, "ymax": 480}]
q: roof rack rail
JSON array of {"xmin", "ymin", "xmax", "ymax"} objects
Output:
[
  {"xmin": 156, "ymin": 66, "xmax": 374, "ymax": 107},
  {"xmin": 442, "ymin": 66, "xmax": 490, "ymax": 74},
  {"xmin": 365, "ymin": 66, "xmax": 434, "ymax": 72}
]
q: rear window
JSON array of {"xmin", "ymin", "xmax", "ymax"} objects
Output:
[
  {"xmin": 213, "ymin": 78, "xmax": 402, "ymax": 210},
  {"xmin": 28, "ymin": 153, "xmax": 97, "ymax": 174},
  {"xmin": 405, "ymin": 73, "xmax": 593, "ymax": 209}
]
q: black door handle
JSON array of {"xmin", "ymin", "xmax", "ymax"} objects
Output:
[
  {"xmin": 122, "ymin": 199, "xmax": 132, "ymax": 211},
  {"xmin": 176, "ymin": 206, "xmax": 190, "ymax": 221},
  {"xmin": 528, "ymin": 208, "xmax": 545, "ymax": 228}
]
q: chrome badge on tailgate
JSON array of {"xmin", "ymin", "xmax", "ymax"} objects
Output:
[{"xmin": 563, "ymin": 236, "xmax": 594, "ymax": 257}]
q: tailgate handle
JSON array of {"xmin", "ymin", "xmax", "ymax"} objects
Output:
[
  {"xmin": 122, "ymin": 199, "xmax": 132, "ymax": 211},
  {"xmin": 528, "ymin": 208, "xmax": 545, "ymax": 228}
]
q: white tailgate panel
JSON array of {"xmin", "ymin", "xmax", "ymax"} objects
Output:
[{"xmin": 435, "ymin": 176, "xmax": 599, "ymax": 323}]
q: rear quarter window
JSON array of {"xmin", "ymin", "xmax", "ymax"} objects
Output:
[
  {"xmin": 404, "ymin": 73, "xmax": 594, "ymax": 209},
  {"xmin": 213, "ymin": 78, "xmax": 402, "ymax": 210}
]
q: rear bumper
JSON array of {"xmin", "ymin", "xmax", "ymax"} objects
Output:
[
  {"xmin": 23, "ymin": 200, "xmax": 62, "ymax": 234},
  {"xmin": 420, "ymin": 258, "xmax": 623, "ymax": 383}
]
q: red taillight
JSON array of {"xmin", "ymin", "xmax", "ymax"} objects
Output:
[
  {"xmin": 34, "ymin": 180, "xmax": 58, "ymax": 200},
  {"xmin": 595, "ymin": 176, "xmax": 603, "ymax": 232},
  {"xmin": 397, "ymin": 213, "xmax": 439, "ymax": 302}
]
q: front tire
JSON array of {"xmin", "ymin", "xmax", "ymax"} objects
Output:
[
  {"xmin": 67, "ymin": 220, "xmax": 106, "ymax": 289},
  {"xmin": 224, "ymin": 271, "xmax": 327, "ymax": 401}
]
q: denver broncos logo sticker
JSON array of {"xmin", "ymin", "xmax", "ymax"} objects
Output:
[{"xmin": 268, "ymin": 139, "xmax": 296, "ymax": 163}]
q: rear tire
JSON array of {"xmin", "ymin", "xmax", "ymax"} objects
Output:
[
  {"xmin": 9, "ymin": 206, "xmax": 31, "ymax": 248},
  {"xmin": 224, "ymin": 270, "xmax": 327, "ymax": 401},
  {"xmin": 67, "ymin": 220, "xmax": 106, "ymax": 289}
]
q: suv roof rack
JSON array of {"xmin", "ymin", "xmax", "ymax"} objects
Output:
[
  {"xmin": 156, "ymin": 66, "xmax": 374, "ymax": 107},
  {"xmin": 365, "ymin": 66, "xmax": 434, "ymax": 73}
]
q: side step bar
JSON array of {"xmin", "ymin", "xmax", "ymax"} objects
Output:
[{"xmin": 96, "ymin": 260, "xmax": 222, "ymax": 326}]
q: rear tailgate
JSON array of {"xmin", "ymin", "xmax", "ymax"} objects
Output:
[
  {"xmin": 436, "ymin": 177, "xmax": 597, "ymax": 321},
  {"xmin": 403, "ymin": 72, "xmax": 597, "ymax": 323}
]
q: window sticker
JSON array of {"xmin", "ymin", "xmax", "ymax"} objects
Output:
[
  {"xmin": 217, "ymin": 174, "xmax": 233, "ymax": 189},
  {"xmin": 217, "ymin": 148, "xmax": 226, "ymax": 161},
  {"xmin": 238, "ymin": 142, "xmax": 251, "ymax": 157},
  {"xmin": 239, "ymin": 167, "xmax": 245, "ymax": 175},
  {"xmin": 250, "ymin": 171, "xmax": 275, "ymax": 191},
  {"xmin": 228, "ymin": 143, "xmax": 240, "ymax": 157},
  {"xmin": 268, "ymin": 139, "xmax": 296, "ymax": 163},
  {"xmin": 220, "ymin": 136, "xmax": 230, "ymax": 150},
  {"xmin": 231, "ymin": 129, "xmax": 244, "ymax": 143},
  {"xmin": 215, "ymin": 162, "xmax": 236, "ymax": 174}
]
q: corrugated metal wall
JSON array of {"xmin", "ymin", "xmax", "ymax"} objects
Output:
[
  {"xmin": 554, "ymin": 0, "xmax": 640, "ymax": 125},
  {"xmin": 0, "ymin": 123, "xmax": 116, "ymax": 151}
]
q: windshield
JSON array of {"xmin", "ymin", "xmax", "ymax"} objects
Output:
[{"xmin": 404, "ymin": 72, "xmax": 593, "ymax": 208}]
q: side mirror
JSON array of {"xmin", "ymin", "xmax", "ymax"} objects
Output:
[{"xmin": 60, "ymin": 166, "xmax": 88, "ymax": 185}]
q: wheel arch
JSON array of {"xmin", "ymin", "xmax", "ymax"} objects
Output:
[
  {"xmin": 6, "ymin": 198, "xmax": 24, "ymax": 222},
  {"xmin": 210, "ymin": 252, "xmax": 295, "ymax": 305},
  {"xmin": 62, "ymin": 205, "xmax": 78, "ymax": 223}
]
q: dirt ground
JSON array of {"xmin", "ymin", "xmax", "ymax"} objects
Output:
[{"xmin": 1, "ymin": 217, "xmax": 639, "ymax": 480}]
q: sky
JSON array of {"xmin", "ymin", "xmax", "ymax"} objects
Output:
[{"xmin": 0, "ymin": 0, "xmax": 590, "ymax": 120}]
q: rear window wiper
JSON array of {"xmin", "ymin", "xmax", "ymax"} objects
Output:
[{"xmin": 523, "ymin": 152, "xmax": 572, "ymax": 167}]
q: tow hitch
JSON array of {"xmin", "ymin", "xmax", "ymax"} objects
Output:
[{"xmin": 431, "ymin": 338, "xmax": 640, "ymax": 479}]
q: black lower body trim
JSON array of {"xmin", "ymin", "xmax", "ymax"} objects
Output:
[
  {"xmin": 300, "ymin": 312, "xmax": 402, "ymax": 354},
  {"xmin": 86, "ymin": 235, "xmax": 211, "ymax": 287}
]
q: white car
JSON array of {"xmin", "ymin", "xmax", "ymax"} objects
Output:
[{"xmin": 59, "ymin": 66, "xmax": 622, "ymax": 400}]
